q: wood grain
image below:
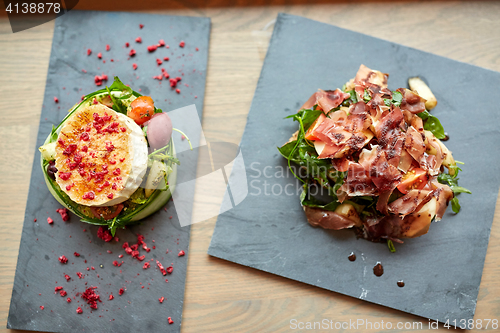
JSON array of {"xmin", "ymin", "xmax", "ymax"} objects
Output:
[{"xmin": 1, "ymin": 1, "xmax": 499, "ymax": 332}]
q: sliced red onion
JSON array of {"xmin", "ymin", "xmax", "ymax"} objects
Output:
[{"xmin": 146, "ymin": 112, "xmax": 173, "ymax": 150}]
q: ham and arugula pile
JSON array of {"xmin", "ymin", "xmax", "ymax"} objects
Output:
[
  {"xmin": 39, "ymin": 77, "xmax": 190, "ymax": 235},
  {"xmin": 279, "ymin": 65, "xmax": 470, "ymax": 248}
]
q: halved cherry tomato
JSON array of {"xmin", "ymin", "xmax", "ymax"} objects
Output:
[
  {"xmin": 128, "ymin": 96, "xmax": 154, "ymax": 125},
  {"xmin": 304, "ymin": 113, "xmax": 326, "ymax": 141},
  {"xmin": 397, "ymin": 167, "xmax": 428, "ymax": 194}
]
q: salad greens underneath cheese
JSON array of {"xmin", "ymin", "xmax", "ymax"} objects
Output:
[{"xmin": 39, "ymin": 77, "xmax": 190, "ymax": 236}]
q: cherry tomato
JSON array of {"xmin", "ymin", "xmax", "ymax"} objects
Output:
[
  {"xmin": 128, "ymin": 96, "xmax": 154, "ymax": 125},
  {"xmin": 304, "ymin": 113, "xmax": 326, "ymax": 141},
  {"xmin": 397, "ymin": 168, "xmax": 428, "ymax": 194}
]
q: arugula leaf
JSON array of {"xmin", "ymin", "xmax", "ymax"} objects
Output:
[
  {"xmin": 387, "ymin": 239, "xmax": 396, "ymax": 253},
  {"xmin": 363, "ymin": 89, "xmax": 371, "ymax": 103},
  {"xmin": 392, "ymin": 90, "xmax": 403, "ymax": 106},
  {"xmin": 106, "ymin": 86, "xmax": 128, "ymax": 115},
  {"xmin": 154, "ymin": 107, "xmax": 163, "ymax": 114},
  {"xmin": 300, "ymin": 183, "xmax": 340, "ymax": 211},
  {"xmin": 451, "ymin": 197, "xmax": 461, "ymax": 213},
  {"xmin": 437, "ymin": 173, "xmax": 471, "ymax": 194},
  {"xmin": 285, "ymin": 109, "xmax": 323, "ymax": 132},
  {"xmin": 108, "ymin": 76, "xmax": 133, "ymax": 96},
  {"xmin": 417, "ymin": 110, "xmax": 446, "ymax": 139},
  {"xmin": 342, "ymin": 90, "xmax": 358, "ymax": 106},
  {"xmin": 383, "ymin": 90, "xmax": 403, "ymax": 107}
]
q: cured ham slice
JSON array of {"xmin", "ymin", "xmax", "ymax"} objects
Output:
[
  {"xmin": 430, "ymin": 179, "xmax": 454, "ymax": 220},
  {"xmin": 404, "ymin": 126, "xmax": 426, "ymax": 161},
  {"xmin": 300, "ymin": 89, "xmax": 350, "ymax": 112},
  {"xmin": 388, "ymin": 189, "xmax": 433, "ymax": 216},
  {"xmin": 303, "ymin": 206, "xmax": 357, "ymax": 230},
  {"xmin": 398, "ymin": 88, "xmax": 426, "ymax": 114},
  {"xmin": 338, "ymin": 162, "xmax": 378, "ymax": 199},
  {"xmin": 354, "ymin": 64, "xmax": 389, "ymax": 88}
]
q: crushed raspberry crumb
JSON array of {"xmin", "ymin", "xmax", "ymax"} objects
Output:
[
  {"xmin": 178, "ymin": 250, "xmax": 185, "ymax": 257},
  {"xmin": 64, "ymin": 274, "xmax": 71, "ymax": 281},
  {"xmin": 122, "ymin": 242, "xmax": 129, "ymax": 249},
  {"xmin": 168, "ymin": 317, "xmax": 174, "ymax": 324},
  {"xmin": 147, "ymin": 45, "xmax": 157, "ymax": 52},
  {"xmin": 196, "ymin": 47, "xmax": 199, "ymax": 51},
  {"xmin": 66, "ymin": 297, "xmax": 71, "ymax": 303},
  {"xmin": 119, "ymin": 288, "xmax": 124, "ymax": 295},
  {"xmin": 40, "ymin": 306, "xmax": 44, "ymax": 310},
  {"xmin": 56, "ymin": 208, "xmax": 70, "ymax": 221},
  {"xmin": 166, "ymin": 266, "xmax": 173, "ymax": 274},
  {"xmin": 159, "ymin": 296, "xmax": 164, "ymax": 303},
  {"xmin": 97, "ymin": 52, "xmax": 102, "ymax": 59},
  {"xmin": 129, "ymin": 49, "xmax": 136, "ymax": 57},
  {"xmin": 60, "ymin": 290, "xmax": 67, "ymax": 297},
  {"xmin": 109, "ymin": 294, "xmax": 114, "ymax": 300},
  {"xmin": 163, "ymin": 57, "xmax": 169, "ymax": 61},
  {"xmin": 76, "ymin": 307, "xmax": 83, "ymax": 314},
  {"xmin": 82, "ymin": 191, "xmax": 95, "ymax": 200},
  {"xmin": 47, "ymin": 217, "xmax": 54, "ymax": 224},
  {"xmin": 74, "ymin": 252, "xmax": 80, "ymax": 257},
  {"xmin": 179, "ymin": 41, "xmax": 185, "ymax": 48},
  {"xmin": 158, "ymin": 39, "xmax": 165, "ymax": 46},
  {"xmin": 139, "ymin": 24, "xmax": 144, "ymax": 29},
  {"xmin": 175, "ymin": 89, "xmax": 180, "ymax": 94},
  {"xmin": 106, "ymin": 44, "xmax": 110, "ymax": 51},
  {"xmin": 55, "ymin": 286, "xmax": 63, "ymax": 292},
  {"xmin": 87, "ymin": 49, "xmax": 92, "ymax": 56},
  {"xmin": 157, "ymin": 261, "xmax": 167, "ymax": 275},
  {"xmin": 94, "ymin": 74, "xmax": 108, "ymax": 86},
  {"xmin": 97, "ymin": 226, "xmax": 113, "ymax": 242},
  {"xmin": 59, "ymin": 255, "xmax": 68, "ymax": 264},
  {"xmin": 132, "ymin": 63, "xmax": 138, "ymax": 70},
  {"xmin": 34, "ymin": 218, "xmax": 37, "ymax": 222},
  {"xmin": 81, "ymin": 287, "xmax": 101, "ymax": 310},
  {"xmin": 153, "ymin": 75, "xmax": 163, "ymax": 81},
  {"xmin": 54, "ymin": 97, "xmax": 59, "ymax": 103},
  {"xmin": 135, "ymin": 37, "xmax": 142, "ymax": 43},
  {"xmin": 77, "ymin": 272, "xmax": 83, "ymax": 279},
  {"xmin": 125, "ymin": 42, "xmax": 129, "ymax": 47},
  {"xmin": 107, "ymin": 193, "xmax": 114, "ymax": 199},
  {"xmin": 118, "ymin": 254, "xmax": 123, "ymax": 258},
  {"xmin": 137, "ymin": 255, "xmax": 145, "ymax": 261},
  {"xmin": 143, "ymin": 262, "xmax": 150, "ymax": 269},
  {"xmin": 156, "ymin": 58, "xmax": 162, "ymax": 66}
]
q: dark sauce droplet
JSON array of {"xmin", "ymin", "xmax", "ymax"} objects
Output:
[
  {"xmin": 348, "ymin": 252, "xmax": 356, "ymax": 262},
  {"xmin": 373, "ymin": 262, "xmax": 384, "ymax": 277},
  {"xmin": 397, "ymin": 280, "xmax": 405, "ymax": 287},
  {"xmin": 442, "ymin": 132, "xmax": 450, "ymax": 141}
]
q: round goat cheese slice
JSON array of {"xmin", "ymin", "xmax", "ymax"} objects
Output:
[{"xmin": 54, "ymin": 104, "xmax": 148, "ymax": 206}]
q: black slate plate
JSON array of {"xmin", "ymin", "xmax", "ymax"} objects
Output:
[
  {"xmin": 208, "ymin": 13, "xmax": 500, "ymax": 324},
  {"xmin": 7, "ymin": 10, "xmax": 210, "ymax": 332}
]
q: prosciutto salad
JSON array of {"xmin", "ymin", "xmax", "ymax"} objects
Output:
[{"xmin": 279, "ymin": 65, "xmax": 470, "ymax": 248}]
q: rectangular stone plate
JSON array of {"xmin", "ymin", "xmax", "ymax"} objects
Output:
[
  {"xmin": 208, "ymin": 13, "xmax": 500, "ymax": 324},
  {"xmin": 7, "ymin": 10, "xmax": 210, "ymax": 332}
]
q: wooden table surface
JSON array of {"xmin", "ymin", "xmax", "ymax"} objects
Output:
[{"xmin": 1, "ymin": 1, "xmax": 500, "ymax": 332}]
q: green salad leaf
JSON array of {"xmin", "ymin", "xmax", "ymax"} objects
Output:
[{"xmin": 417, "ymin": 110, "xmax": 446, "ymax": 139}]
